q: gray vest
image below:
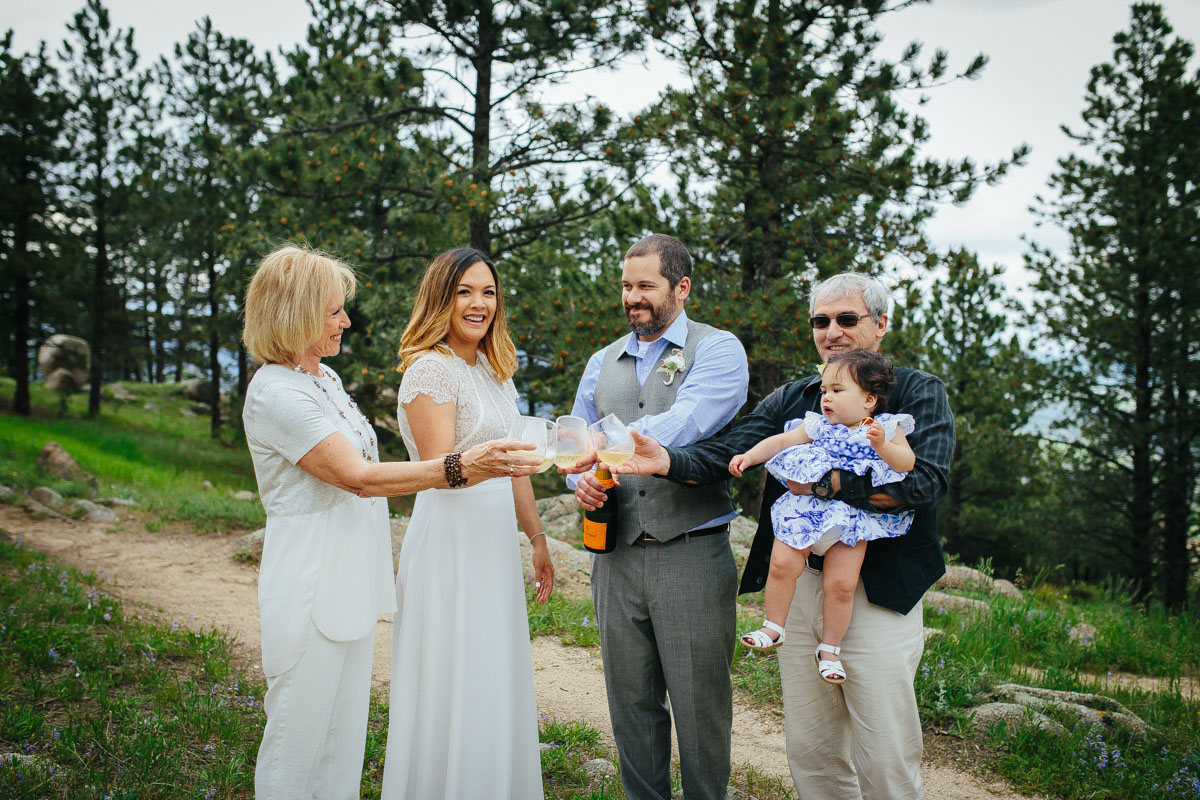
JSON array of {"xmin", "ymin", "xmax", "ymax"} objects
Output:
[{"xmin": 593, "ymin": 320, "xmax": 735, "ymax": 544}]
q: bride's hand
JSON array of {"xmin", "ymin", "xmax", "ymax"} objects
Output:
[
  {"xmin": 531, "ymin": 537, "xmax": 554, "ymax": 604},
  {"xmin": 461, "ymin": 439, "xmax": 540, "ymax": 480}
]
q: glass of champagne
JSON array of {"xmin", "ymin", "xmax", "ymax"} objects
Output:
[
  {"xmin": 589, "ymin": 414, "xmax": 635, "ymax": 469},
  {"xmin": 554, "ymin": 415, "xmax": 590, "ymax": 470},
  {"xmin": 506, "ymin": 416, "xmax": 556, "ymax": 473}
]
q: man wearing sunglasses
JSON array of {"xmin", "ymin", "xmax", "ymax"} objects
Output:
[{"xmin": 602, "ymin": 272, "xmax": 954, "ymax": 800}]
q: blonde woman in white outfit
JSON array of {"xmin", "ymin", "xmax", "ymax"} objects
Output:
[
  {"xmin": 241, "ymin": 245, "xmax": 539, "ymax": 800},
  {"xmin": 382, "ymin": 247, "xmax": 554, "ymax": 800}
]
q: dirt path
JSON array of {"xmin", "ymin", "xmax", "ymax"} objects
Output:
[{"xmin": 3, "ymin": 504, "xmax": 1036, "ymax": 799}]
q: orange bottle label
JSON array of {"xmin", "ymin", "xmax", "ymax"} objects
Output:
[{"xmin": 583, "ymin": 518, "xmax": 609, "ymax": 550}]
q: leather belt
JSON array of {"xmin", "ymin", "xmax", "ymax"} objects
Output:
[
  {"xmin": 807, "ymin": 553, "xmax": 825, "ymax": 571},
  {"xmin": 636, "ymin": 524, "xmax": 729, "ymax": 544}
]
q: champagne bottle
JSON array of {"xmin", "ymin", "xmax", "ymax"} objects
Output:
[{"xmin": 582, "ymin": 466, "xmax": 618, "ymax": 554}]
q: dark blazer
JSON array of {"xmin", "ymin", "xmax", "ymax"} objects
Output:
[{"xmin": 665, "ymin": 366, "xmax": 954, "ymax": 615}]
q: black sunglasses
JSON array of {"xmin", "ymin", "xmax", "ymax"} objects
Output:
[{"xmin": 808, "ymin": 312, "xmax": 874, "ymax": 330}]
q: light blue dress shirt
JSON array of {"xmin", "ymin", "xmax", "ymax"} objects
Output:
[{"xmin": 567, "ymin": 311, "xmax": 749, "ymax": 529}]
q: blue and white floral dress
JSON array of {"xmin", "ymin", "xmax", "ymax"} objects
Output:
[{"xmin": 765, "ymin": 411, "xmax": 916, "ymax": 549}]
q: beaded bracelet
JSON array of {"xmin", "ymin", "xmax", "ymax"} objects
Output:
[{"xmin": 443, "ymin": 451, "xmax": 468, "ymax": 487}]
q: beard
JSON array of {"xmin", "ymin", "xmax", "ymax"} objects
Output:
[{"xmin": 625, "ymin": 295, "xmax": 679, "ymax": 337}]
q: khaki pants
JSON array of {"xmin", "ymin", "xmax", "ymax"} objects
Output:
[
  {"xmin": 779, "ymin": 568, "xmax": 925, "ymax": 800},
  {"xmin": 255, "ymin": 623, "xmax": 375, "ymax": 800}
]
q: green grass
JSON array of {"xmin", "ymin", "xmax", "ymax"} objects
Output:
[
  {"xmin": 0, "ymin": 378, "xmax": 264, "ymax": 532},
  {"xmin": 0, "ymin": 530, "xmax": 264, "ymax": 798}
]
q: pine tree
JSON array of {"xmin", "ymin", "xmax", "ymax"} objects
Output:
[
  {"xmin": 58, "ymin": 0, "xmax": 149, "ymax": 416},
  {"xmin": 0, "ymin": 33, "xmax": 69, "ymax": 414},
  {"xmin": 1027, "ymin": 3, "xmax": 1200, "ymax": 606}
]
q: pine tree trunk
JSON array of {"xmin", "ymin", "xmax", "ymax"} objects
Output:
[
  {"xmin": 11, "ymin": 201, "xmax": 32, "ymax": 416},
  {"xmin": 88, "ymin": 148, "xmax": 108, "ymax": 418},
  {"xmin": 468, "ymin": 2, "xmax": 494, "ymax": 256}
]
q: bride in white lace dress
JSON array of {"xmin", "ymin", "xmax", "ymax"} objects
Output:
[{"xmin": 381, "ymin": 248, "xmax": 553, "ymax": 800}]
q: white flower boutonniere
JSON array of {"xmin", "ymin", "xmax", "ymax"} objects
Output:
[
  {"xmin": 816, "ymin": 362, "xmax": 828, "ymax": 375},
  {"xmin": 657, "ymin": 348, "xmax": 688, "ymax": 386}
]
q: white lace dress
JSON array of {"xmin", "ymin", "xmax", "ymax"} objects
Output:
[{"xmin": 381, "ymin": 349, "xmax": 543, "ymax": 800}]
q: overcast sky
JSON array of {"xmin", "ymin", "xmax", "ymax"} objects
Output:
[{"xmin": 6, "ymin": 0, "xmax": 1199, "ymax": 300}]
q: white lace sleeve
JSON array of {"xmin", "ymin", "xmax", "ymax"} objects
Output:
[{"xmin": 398, "ymin": 355, "xmax": 457, "ymax": 406}]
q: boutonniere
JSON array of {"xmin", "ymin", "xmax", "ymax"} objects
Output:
[
  {"xmin": 817, "ymin": 362, "xmax": 828, "ymax": 375},
  {"xmin": 657, "ymin": 348, "xmax": 687, "ymax": 386}
]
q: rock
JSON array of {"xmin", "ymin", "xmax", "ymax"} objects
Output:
[
  {"xmin": 989, "ymin": 683, "xmax": 1147, "ymax": 736},
  {"xmin": 924, "ymin": 590, "xmax": 989, "ymax": 614},
  {"xmin": 519, "ymin": 530, "xmax": 593, "ymax": 601},
  {"xmin": 37, "ymin": 442, "xmax": 95, "ymax": 485},
  {"xmin": 192, "ymin": 402, "xmax": 212, "ymax": 415},
  {"xmin": 70, "ymin": 499, "xmax": 118, "ymax": 523},
  {"xmin": 181, "ymin": 378, "xmax": 214, "ymax": 401},
  {"xmin": 179, "ymin": 407, "xmax": 198, "ymax": 417},
  {"xmin": 1068, "ymin": 622, "xmax": 1098, "ymax": 647},
  {"xmin": 103, "ymin": 497, "xmax": 140, "ymax": 507},
  {"xmin": 38, "ymin": 334, "xmax": 89, "ymax": 383},
  {"xmin": 142, "ymin": 402, "xmax": 161, "ymax": 412},
  {"xmin": 107, "ymin": 383, "xmax": 137, "ymax": 402},
  {"xmin": 993, "ymin": 578, "xmax": 1022, "ymax": 598},
  {"xmin": 30, "ymin": 487, "xmax": 64, "ymax": 509},
  {"xmin": 725, "ymin": 785, "xmax": 760, "ymax": 800},
  {"xmin": 583, "ymin": 758, "xmax": 617, "ymax": 778},
  {"xmin": 200, "ymin": 480, "xmax": 214, "ymax": 491},
  {"xmin": 21, "ymin": 498, "xmax": 70, "ymax": 521},
  {"xmin": 970, "ymin": 702, "xmax": 1066, "ymax": 737},
  {"xmin": 934, "ymin": 565, "xmax": 995, "ymax": 593},
  {"xmin": 232, "ymin": 490, "xmax": 257, "ymax": 502},
  {"xmin": 240, "ymin": 528, "xmax": 266, "ymax": 547},
  {"xmin": 0, "ymin": 486, "xmax": 14, "ymax": 501},
  {"xmin": 537, "ymin": 493, "xmax": 582, "ymax": 536},
  {"xmin": 45, "ymin": 367, "xmax": 86, "ymax": 394}
]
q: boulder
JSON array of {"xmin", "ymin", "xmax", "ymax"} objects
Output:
[
  {"xmin": 0, "ymin": 486, "xmax": 14, "ymax": 501},
  {"xmin": 70, "ymin": 499, "xmax": 118, "ymax": 523},
  {"xmin": 583, "ymin": 758, "xmax": 617, "ymax": 778},
  {"xmin": 107, "ymin": 383, "xmax": 137, "ymax": 402},
  {"xmin": 934, "ymin": 565, "xmax": 995, "ymax": 593},
  {"xmin": 1068, "ymin": 622, "xmax": 1098, "ymax": 647},
  {"xmin": 993, "ymin": 578, "xmax": 1022, "ymax": 598},
  {"xmin": 987, "ymin": 683, "xmax": 1147, "ymax": 736},
  {"xmin": 924, "ymin": 590, "xmax": 989, "ymax": 615},
  {"xmin": 970, "ymin": 702, "xmax": 1066, "ymax": 737},
  {"xmin": 37, "ymin": 334, "xmax": 89, "ymax": 383},
  {"xmin": 181, "ymin": 378, "xmax": 214, "ymax": 401},
  {"xmin": 37, "ymin": 442, "xmax": 95, "ymax": 485},
  {"xmin": 142, "ymin": 402, "xmax": 161, "ymax": 412},
  {"xmin": 232, "ymin": 490, "xmax": 257, "ymax": 502},
  {"xmin": 45, "ymin": 367, "xmax": 86, "ymax": 394},
  {"xmin": 536, "ymin": 493, "xmax": 582, "ymax": 536},
  {"xmin": 21, "ymin": 498, "xmax": 70, "ymax": 521},
  {"xmin": 30, "ymin": 487, "xmax": 64, "ymax": 509}
]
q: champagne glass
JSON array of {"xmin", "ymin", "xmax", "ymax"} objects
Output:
[
  {"xmin": 589, "ymin": 414, "xmax": 635, "ymax": 469},
  {"xmin": 506, "ymin": 416, "xmax": 556, "ymax": 473},
  {"xmin": 554, "ymin": 415, "xmax": 590, "ymax": 469}
]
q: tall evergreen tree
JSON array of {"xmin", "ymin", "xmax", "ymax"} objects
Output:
[
  {"xmin": 0, "ymin": 33, "xmax": 69, "ymax": 414},
  {"xmin": 1027, "ymin": 3, "xmax": 1200, "ymax": 607},
  {"xmin": 896, "ymin": 250, "xmax": 1046, "ymax": 573},
  {"xmin": 58, "ymin": 0, "xmax": 148, "ymax": 416},
  {"xmin": 641, "ymin": 0, "xmax": 1028, "ymax": 403}
]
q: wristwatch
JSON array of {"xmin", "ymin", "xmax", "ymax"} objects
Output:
[{"xmin": 812, "ymin": 471, "xmax": 835, "ymax": 500}]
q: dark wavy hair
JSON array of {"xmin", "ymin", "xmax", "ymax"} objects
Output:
[{"xmin": 825, "ymin": 350, "xmax": 896, "ymax": 415}]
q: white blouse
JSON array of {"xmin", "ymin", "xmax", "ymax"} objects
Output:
[{"xmin": 243, "ymin": 363, "xmax": 395, "ymax": 676}]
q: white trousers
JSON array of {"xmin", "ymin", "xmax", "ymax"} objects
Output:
[
  {"xmin": 255, "ymin": 623, "xmax": 375, "ymax": 800},
  {"xmin": 780, "ymin": 569, "xmax": 925, "ymax": 800}
]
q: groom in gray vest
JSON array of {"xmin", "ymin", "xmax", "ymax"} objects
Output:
[{"xmin": 568, "ymin": 233, "xmax": 748, "ymax": 800}]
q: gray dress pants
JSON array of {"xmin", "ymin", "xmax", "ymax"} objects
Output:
[{"xmin": 592, "ymin": 530, "xmax": 737, "ymax": 800}]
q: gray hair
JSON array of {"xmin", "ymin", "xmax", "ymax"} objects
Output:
[
  {"xmin": 809, "ymin": 272, "xmax": 890, "ymax": 319},
  {"xmin": 625, "ymin": 233, "xmax": 692, "ymax": 288}
]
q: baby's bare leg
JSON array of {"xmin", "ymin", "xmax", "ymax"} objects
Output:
[
  {"xmin": 819, "ymin": 541, "xmax": 868, "ymax": 653},
  {"xmin": 764, "ymin": 538, "xmax": 810, "ymax": 629}
]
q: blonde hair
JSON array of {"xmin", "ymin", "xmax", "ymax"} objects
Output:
[
  {"xmin": 399, "ymin": 248, "xmax": 518, "ymax": 382},
  {"xmin": 243, "ymin": 244, "xmax": 357, "ymax": 365}
]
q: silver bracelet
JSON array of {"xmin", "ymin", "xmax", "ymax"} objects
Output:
[{"xmin": 528, "ymin": 532, "xmax": 546, "ymax": 544}]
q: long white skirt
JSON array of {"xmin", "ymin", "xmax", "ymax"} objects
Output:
[{"xmin": 381, "ymin": 478, "xmax": 544, "ymax": 800}]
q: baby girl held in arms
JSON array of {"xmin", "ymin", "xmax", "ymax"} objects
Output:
[{"xmin": 728, "ymin": 349, "xmax": 916, "ymax": 684}]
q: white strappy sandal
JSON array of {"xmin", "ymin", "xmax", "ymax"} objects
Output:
[
  {"xmin": 738, "ymin": 620, "xmax": 786, "ymax": 652},
  {"xmin": 815, "ymin": 642, "xmax": 847, "ymax": 684}
]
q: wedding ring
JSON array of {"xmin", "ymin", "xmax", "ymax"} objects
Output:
[{"xmin": 509, "ymin": 465, "xmax": 514, "ymax": 476}]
